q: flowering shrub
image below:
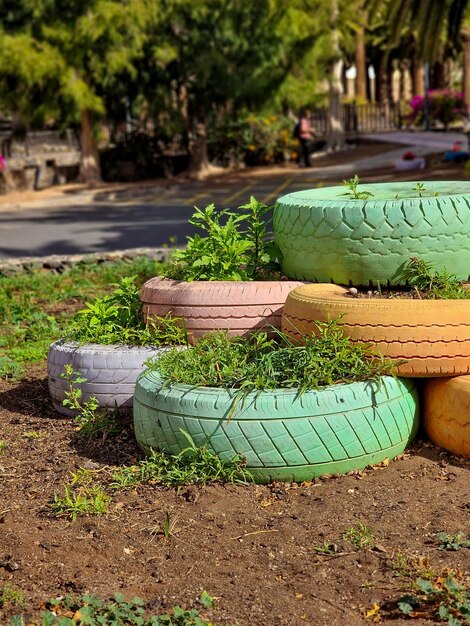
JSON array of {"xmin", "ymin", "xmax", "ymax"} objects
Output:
[
  {"xmin": 208, "ymin": 114, "xmax": 298, "ymax": 167},
  {"xmin": 409, "ymin": 90, "xmax": 466, "ymax": 129}
]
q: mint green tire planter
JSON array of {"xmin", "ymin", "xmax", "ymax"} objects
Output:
[
  {"xmin": 274, "ymin": 182, "xmax": 470, "ymax": 285},
  {"xmin": 133, "ymin": 373, "xmax": 419, "ymax": 483}
]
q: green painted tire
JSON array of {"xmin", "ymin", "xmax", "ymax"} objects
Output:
[
  {"xmin": 274, "ymin": 182, "xmax": 470, "ymax": 285},
  {"xmin": 133, "ymin": 373, "xmax": 419, "ymax": 483}
]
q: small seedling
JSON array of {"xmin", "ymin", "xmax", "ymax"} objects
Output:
[
  {"xmin": 69, "ymin": 467, "xmax": 94, "ymax": 486},
  {"xmin": 312, "ymin": 540, "xmax": 338, "ymax": 555},
  {"xmin": 51, "ymin": 484, "xmax": 111, "ymax": 520},
  {"xmin": 61, "ymin": 365, "xmax": 123, "ymax": 440},
  {"xmin": 198, "ymin": 591, "xmax": 216, "ymax": 609},
  {"xmin": 343, "ymin": 522, "xmax": 375, "ymax": 549},
  {"xmin": 0, "ymin": 583, "xmax": 26, "ymax": 608},
  {"xmin": 341, "ymin": 175, "xmax": 374, "ymax": 200},
  {"xmin": 21, "ymin": 430, "xmax": 44, "ymax": 440},
  {"xmin": 390, "ymin": 552, "xmax": 437, "ymax": 581},
  {"xmin": 437, "ymin": 532, "xmax": 470, "ymax": 551},
  {"xmin": 0, "ymin": 440, "xmax": 6, "ymax": 455},
  {"xmin": 162, "ymin": 511, "xmax": 178, "ymax": 539}
]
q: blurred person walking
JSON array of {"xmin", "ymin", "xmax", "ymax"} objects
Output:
[{"xmin": 296, "ymin": 109, "xmax": 315, "ymax": 167}]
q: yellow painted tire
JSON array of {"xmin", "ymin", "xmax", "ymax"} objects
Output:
[
  {"xmin": 281, "ymin": 284, "xmax": 470, "ymax": 378},
  {"xmin": 423, "ymin": 376, "xmax": 470, "ymax": 458}
]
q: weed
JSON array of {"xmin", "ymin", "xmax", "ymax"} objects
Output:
[
  {"xmin": 111, "ymin": 430, "xmax": 252, "ymax": 489},
  {"xmin": 0, "ymin": 440, "xmax": 6, "ymax": 455},
  {"xmin": 411, "ymin": 182, "xmax": 439, "ymax": 197},
  {"xmin": 165, "ymin": 198, "xmax": 281, "ymax": 282},
  {"xmin": 51, "ymin": 484, "xmax": 111, "ymax": 520},
  {"xmin": 9, "ymin": 592, "xmax": 215, "ymax": 625},
  {"xmin": 149, "ymin": 319, "xmax": 395, "ymax": 394},
  {"xmin": 312, "ymin": 541, "xmax": 338, "ymax": 555},
  {"xmin": 340, "ymin": 175, "xmax": 374, "ymax": 200},
  {"xmin": 65, "ymin": 277, "xmax": 187, "ymax": 346},
  {"xmin": 390, "ymin": 552, "xmax": 437, "ymax": 581},
  {"xmin": 437, "ymin": 532, "xmax": 470, "ymax": 552},
  {"xmin": 21, "ymin": 431, "xmax": 44, "ymax": 440},
  {"xmin": 397, "ymin": 573, "xmax": 470, "ymax": 625},
  {"xmin": 0, "ymin": 357, "xmax": 22, "ymax": 380},
  {"xmin": 163, "ymin": 511, "xmax": 178, "ymax": 538},
  {"xmin": 0, "ymin": 583, "xmax": 26, "ymax": 609},
  {"xmin": 69, "ymin": 467, "xmax": 95, "ymax": 486},
  {"xmin": 198, "ymin": 591, "xmax": 216, "ymax": 609},
  {"xmin": 342, "ymin": 522, "xmax": 375, "ymax": 550},
  {"xmin": 61, "ymin": 365, "xmax": 123, "ymax": 440},
  {"xmin": 394, "ymin": 257, "xmax": 470, "ymax": 299}
]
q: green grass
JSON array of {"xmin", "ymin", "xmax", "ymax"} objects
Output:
[
  {"xmin": 394, "ymin": 257, "xmax": 470, "ymax": 299},
  {"xmin": 111, "ymin": 431, "xmax": 253, "ymax": 489},
  {"xmin": 51, "ymin": 484, "xmax": 111, "ymax": 520},
  {"xmin": 0, "ymin": 257, "xmax": 166, "ymax": 379},
  {"xmin": 342, "ymin": 522, "xmax": 376, "ymax": 550},
  {"xmin": 148, "ymin": 319, "xmax": 396, "ymax": 393}
]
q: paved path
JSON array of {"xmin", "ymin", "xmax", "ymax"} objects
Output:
[{"xmin": 0, "ymin": 132, "xmax": 455, "ymax": 259}]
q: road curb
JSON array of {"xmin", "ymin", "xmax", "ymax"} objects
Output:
[{"xmin": 0, "ymin": 247, "xmax": 173, "ymax": 276}]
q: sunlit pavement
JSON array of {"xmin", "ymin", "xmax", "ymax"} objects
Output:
[{"xmin": 0, "ymin": 132, "xmax": 462, "ymax": 259}]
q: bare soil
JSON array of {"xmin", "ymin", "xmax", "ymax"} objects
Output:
[{"xmin": 0, "ymin": 364, "xmax": 469, "ymax": 625}]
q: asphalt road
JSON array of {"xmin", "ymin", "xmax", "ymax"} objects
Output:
[
  {"xmin": 0, "ymin": 133, "xmax": 450, "ymax": 259},
  {"xmin": 0, "ymin": 171, "xmax": 323, "ymax": 259}
]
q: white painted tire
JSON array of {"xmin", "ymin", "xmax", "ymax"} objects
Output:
[{"xmin": 47, "ymin": 341, "xmax": 173, "ymax": 417}]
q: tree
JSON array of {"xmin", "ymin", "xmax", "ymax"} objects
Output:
[{"xmin": 0, "ymin": 0, "xmax": 147, "ymax": 185}]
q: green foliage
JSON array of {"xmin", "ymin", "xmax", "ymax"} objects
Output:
[
  {"xmin": 397, "ymin": 574, "xmax": 470, "ymax": 626},
  {"xmin": 340, "ymin": 175, "xmax": 374, "ymax": 200},
  {"xmin": 61, "ymin": 365, "xmax": 123, "ymax": 440},
  {"xmin": 65, "ymin": 276, "xmax": 187, "ymax": 346},
  {"xmin": 111, "ymin": 430, "xmax": 252, "ymax": 489},
  {"xmin": 394, "ymin": 258, "xmax": 470, "ymax": 299},
  {"xmin": 148, "ymin": 319, "xmax": 395, "ymax": 393},
  {"xmin": 437, "ymin": 532, "xmax": 470, "ymax": 552},
  {"xmin": 51, "ymin": 484, "xmax": 111, "ymax": 521},
  {"xmin": 342, "ymin": 522, "xmax": 376, "ymax": 549},
  {"xmin": 0, "ymin": 440, "xmax": 6, "ymax": 455},
  {"xmin": 0, "ymin": 584, "xmax": 26, "ymax": 609},
  {"xmin": 0, "ymin": 257, "xmax": 164, "ymax": 379},
  {"xmin": 165, "ymin": 198, "xmax": 281, "ymax": 281},
  {"xmin": 9, "ymin": 593, "xmax": 215, "ymax": 625}
]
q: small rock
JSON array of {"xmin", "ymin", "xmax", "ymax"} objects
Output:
[{"xmin": 349, "ymin": 287, "xmax": 358, "ymax": 296}]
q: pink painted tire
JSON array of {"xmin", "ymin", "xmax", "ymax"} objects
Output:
[{"xmin": 141, "ymin": 277, "xmax": 304, "ymax": 342}]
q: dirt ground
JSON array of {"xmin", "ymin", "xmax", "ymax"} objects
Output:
[{"xmin": 0, "ymin": 364, "xmax": 468, "ymax": 626}]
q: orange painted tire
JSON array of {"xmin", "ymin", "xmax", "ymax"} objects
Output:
[
  {"xmin": 282, "ymin": 284, "xmax": 470, "ymax": 377},
  {"xmin": 141, "ymin": 277, "xmax": 303, "ymax": 342},
  {"xmin": 423, "ymin": 376, "xmax": 470, "ymax": 458}
]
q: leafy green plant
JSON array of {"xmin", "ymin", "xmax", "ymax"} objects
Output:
[
  {"xmin": 165, "ymin": 198, "xmax": 281, "ymax": 281},
  {"xmin": 51, "ymin": 484, "xmax": 111, "ymax": 520},
  {"xmin": 0, "ymin": 440, "xmax": 6, "ymax": 455},
  {"xmin": 342, "ymin": 522, "xmax": 375, "ymax": 550},
  {"xmin": 437, "ymin": 532, "xmax": 470, "ymax": 552},
  {"xmin": 65, "ymin": 276, "xmax": 187, "ymax": 346},
  {"xmin": 148, "ymin": 319, "xmax": 395, "ymax": 394},
  {"xmin": 61, "ymin": 365, "xmax": 122, "ymax": 440},
  {"xmin": 312, "ymin": 541, "xmax": 338, "ymax": 555},
  {"xmin": 411, "ymin": 182, "xmax": 439, "ymax": 198},
  {"xmin": 111, "ymin": 430, "xmax": 252, "ymax": 489},
  {"xmin": 397, "ymin": 574, "xmax": 470, "ymax": 625},
  {"xmin": 395, "ymin": 258, "xmax": 470, "ymax": 299},
  {"xmin": 0, "ymin": 256, "xmax": 165, "ymax": 379},
  {"xmin": 340, "ymin": 175, "xmax": 374, "ymax": 200},
  {"xmin": 9, "ymin": 592, "xmax": 216, "ymax": 625},
  {"xmin": 0, "ymin": 583, "xmax": 26, "ymax": 609}
]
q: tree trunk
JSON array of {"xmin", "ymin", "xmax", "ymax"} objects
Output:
[
  {"xmin": 412, "ymin": 58, "xmax": 425, "ymax": 97},
  {"xmin": 79, "ymin": 108, "xmax": 102, "ymax": 186},
  {"xmin": 187, "ymin": 117, "xmax": 211, "ymax": 178},
  {"xmin": 327, "ymin": 54, "xmax": 345, "ymax": 151},
  {"xmin": 463, "ymin": 29, "xmax": 470, "ymax": 112},
  {"xmin": 355, "ymin": 19, "xmax": 367, "ymax": 101},
  {"xmin": 326, "ymin": 0, "xmax": 345, "ymax": 152}
]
